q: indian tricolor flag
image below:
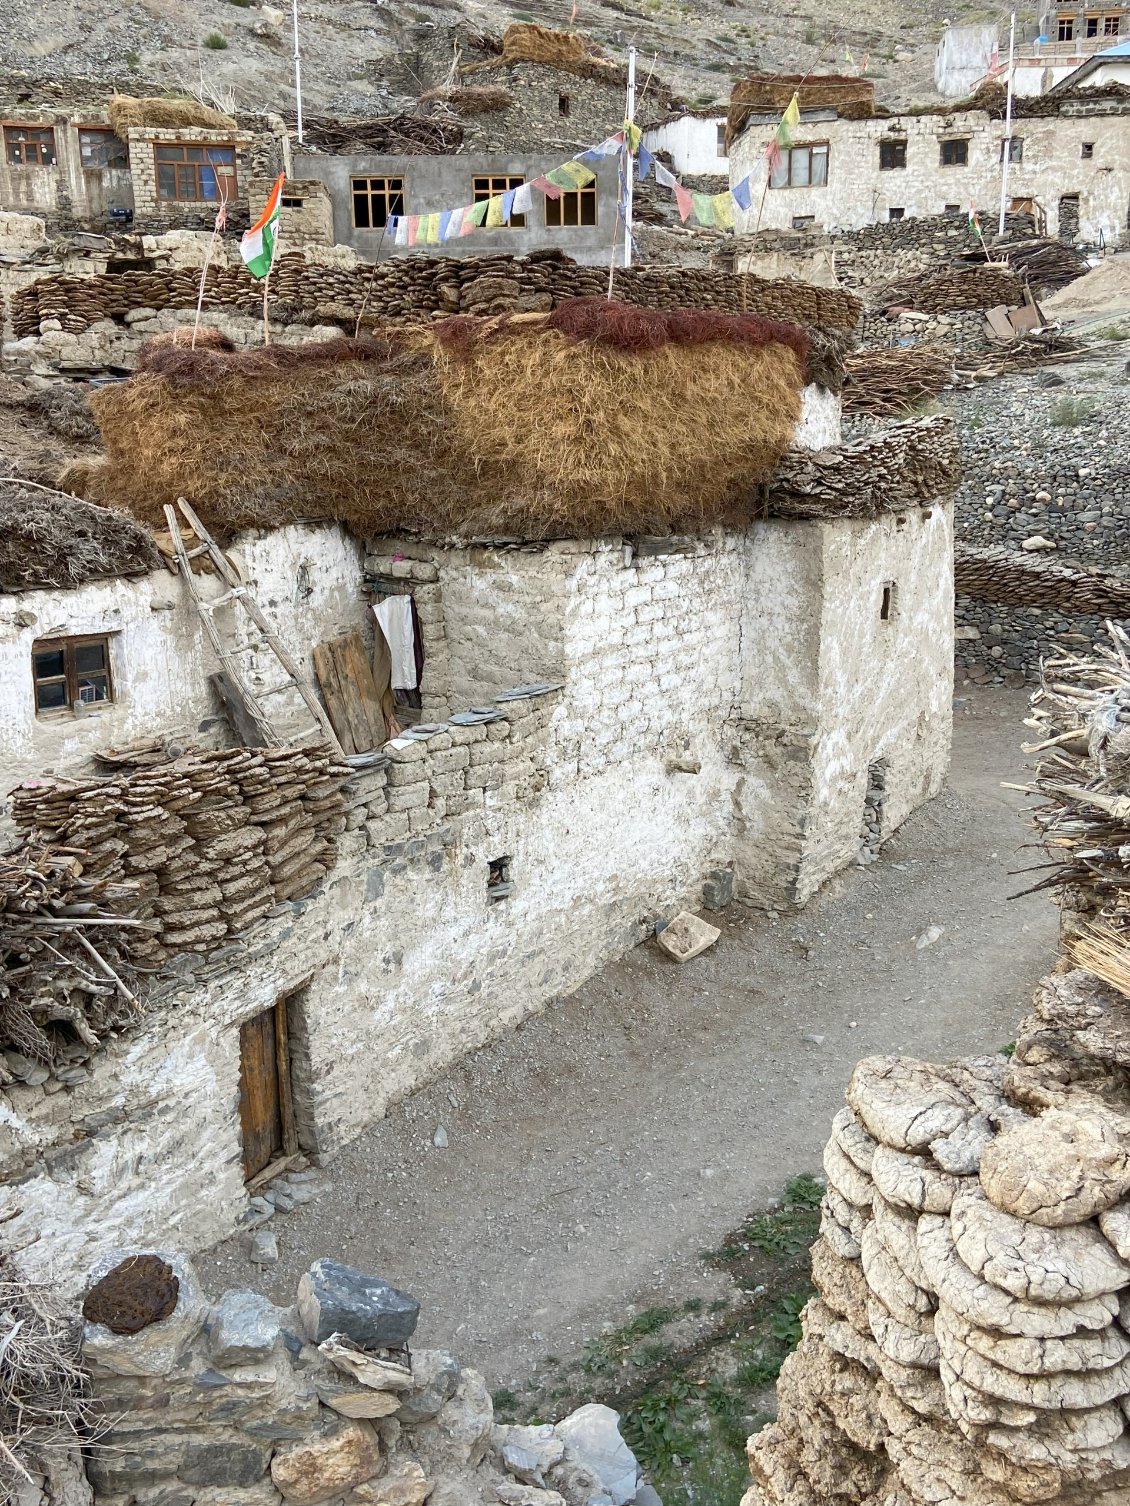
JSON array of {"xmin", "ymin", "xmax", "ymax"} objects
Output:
[{"xmin": 241, "ymin": 173, "xmax": 285, "ymax": 279}]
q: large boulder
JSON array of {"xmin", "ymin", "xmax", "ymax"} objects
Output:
[{"xmin": 297, "ymin": 1261, "xmax": 420, "ymax": 1349}]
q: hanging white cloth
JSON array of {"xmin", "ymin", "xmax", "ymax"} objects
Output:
[{"xmin": 372, "ymin": 597, "xmax": 417, "ymax": 690}]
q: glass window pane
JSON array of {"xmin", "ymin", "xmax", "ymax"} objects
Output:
[
  {"xmin": 812, "ymin": 148, "xmax": 828, "ymax": 186},
  {"xmin": 36, "ymin": 680, "xmax": 67, "ymax": 710},
  {"xmin": 34, "ymin": 648, "xmax": 65, "ymax": 678},
  {"xmin": 186, "ymin": 146, "xmax": 206, "ymax": 162},
  {"xmin": 74, "ymin": 642, "xmax": 106, "ymax": 672},
  {"xmin": 77, "ymin": 675, "xmax": 108, "ymax": 703},
  {"xmin": 353, "ymin": 191, "xmax": 370, "ymax": 228},
  {"xmin": 199, "ymin": 165, "xmax": 218, "ymax": 199},
  {"xmin": 770, "ymin": 157, "xmax": 788, "ymax": 188},
  {"xmin": 792, "ymin": 149, "xmax": 811, "ymax": 186},
  {"xmin": 157, "ymin": 164, "xmax": 176, "ymax": 197}
]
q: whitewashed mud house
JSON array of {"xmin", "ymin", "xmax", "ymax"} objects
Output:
[
  {"xmin": 0, "ymin": 267, "xmax": 957, "ymax": 1289},
  {"xmin": 727, "ymin": 71, "xmax": 1130, "ymax": 244}
]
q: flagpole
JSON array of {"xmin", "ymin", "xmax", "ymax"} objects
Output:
[
  {"xmin": 292, "ymin": 0, "xmax": 304, "ymax": 145},
  {"xmin": 998, "ymin": 9, "xmax": 1015, "ymax": 237},
  {"xmin": 624, "ymin": 45, "xmax": 636, "ymax": 268}
]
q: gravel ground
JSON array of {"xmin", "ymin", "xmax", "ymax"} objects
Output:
[{"xmin": 198, "ymin": 688, "xmax": 1059, "ymax": 1391}]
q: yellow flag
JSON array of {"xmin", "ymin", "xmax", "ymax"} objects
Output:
[
  {"xmin": 782, "ymin": 92, "xmax": 801, "ymax": 129},
  {"xmin": 711, "ymin": 191, "xmax": 734, "ymax": 230},
  {"xmin": 425, "ymin": 213, "xmax": 441, "ymax": 245},
  {"xmin": 486, "ymin": 195, "xmax": 504, "ymax": 228}
]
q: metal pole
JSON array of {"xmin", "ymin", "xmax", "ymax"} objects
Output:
[
  {"xmin": 624, "ymin": 45, "xmax": 636, "ymax": 268},
  {"xmin": 998, "ymin": 10, "xmax": 1016, "ymax": 237},
  {"xmin": 292, "ymin": 0, "xmax": 304, "ymax": 145}
]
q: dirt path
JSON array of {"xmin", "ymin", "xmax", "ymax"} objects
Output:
[{"xmin": 199, "ymin": 688, "xmax": 1058, "ymax": 1389}]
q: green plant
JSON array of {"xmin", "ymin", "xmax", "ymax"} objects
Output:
[
  {"xmin": 1048, "ymin": 395, "xmax": 1098, "ymax": 427},
  {"xmin": 768, "ymin": 1289, "xmax": 808, "ymax": 1347},
  {"xmin": 228, "ymin": 0, "xmax": 252, "ymax": 7},
  {"xmin": 803, "ymin": 23, "xmax": 817, "ymax": 42},
  {"xmin": 491, "ymin": 1386, "xmax": 518, "ymax": 1415},
  {"xmin": 623, "ymin": 1376, "xmax": 700, "ymax": 1472},
  {"xmin": 124, "ymin": 49, "xmax": 141, "ymax": 69},
  {"xmin": 203, "ymin": 30, "xmax": 229, "ymax": 47},
  {"xmin": 706, "ymin": 1175, "xmax": 823, "ymax": 1263}
]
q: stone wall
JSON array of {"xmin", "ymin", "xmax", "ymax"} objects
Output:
[
  {"xmin": 79, "ymin": 1249, "xmax": 644, "ymax": 1506},
  {"xmin": 860, "ymin": 307, "xmax": 989, "ymax": 351},
  {"xmin": 0, "ymin": 513, "xmax": 952, "ymax": 1288},
  {"xmin": 125, "ymin": 127, "xmax": 255, "ymax": 233}
]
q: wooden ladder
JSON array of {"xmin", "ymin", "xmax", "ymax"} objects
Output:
[{"xmin": 163, "ymin": 497, "xmax": 344, "ymax": 757}]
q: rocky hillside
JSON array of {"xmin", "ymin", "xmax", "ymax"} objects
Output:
[{"xmin": 0, "ymin": 0, "xmax": 1018, "ymax": 124}]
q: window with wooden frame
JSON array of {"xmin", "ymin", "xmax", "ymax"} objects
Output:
[
  {"xmin": 544, "ymin": 183, "xmax": 597, "ymax": 227},
  {"xmin": 4, "ymin": 125, "xmax": 57, "ymax": 166},
  {"xmin": 717, "ymin": 121, "xmax": 728, "ymax": 156},
  {"xmin": 1105, "ymin": 13, "xmax": 1122, "ymax": 33},
  {"xmin": 879, "ymin": 138, "xmax": 907, "ymax": 170},
  {"xmin": 1086, "ymin": 14, "xmax": 1101, "ymax": 35},
  {"xmin": 351, "ymin": 175, "xmax": 403, "ymax": 229},
  {"xmin": 939, "ymin": 137, "xmax": 969, "ymax": 167},
  {"xmin": 472, "ymin": 173, "xmax": 526, "ymax": 227},
  {"xmin": 1057, "ymin": 16, "xmax": 1075, "ymax": 39},
  {"xmin": 154, "ymin": 143, "xmax": 237, "ymax": 202},
  {"xmin": 32, "ymin": 635, "xmax": 113, "ymax": 715},
  {"xmin": 78, "ymin": 127, "xmax": 129, "ymax": 170},
  {"xmin": 768, "ymin": 141, "xmax": 829, "ymax": 189}
]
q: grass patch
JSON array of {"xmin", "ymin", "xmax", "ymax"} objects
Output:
[
  {"xmin": 1048, "ymin": 395, "xmax": 1099, "ymax": 427},
  {"xmin": 203, "ymin": 30, "xmax": 229, "ymax": 47},
  {"xmin": 703, "ymin": 1173, "xmax": 823, "ymax": 1273}
]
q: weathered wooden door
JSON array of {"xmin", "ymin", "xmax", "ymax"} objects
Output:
[{"xmin": 239, "ymin": 1005, "xmax": 284, "ymax": 1180}]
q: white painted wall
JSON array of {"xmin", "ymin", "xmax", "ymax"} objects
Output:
[
  {"xmin": 0, "ymin": 522, "xmax": 365, "ymax": 812},
  {"xmin": 1, "ymin": 510, "xmax": 953, "ymax": 1288},
  {"xmin": 935, "ymin": 25, "xmax": 999, "ymax": 98},
  {"xmin": 643, "ymin": 115, "xmax": 728, "ymax": 175},
  {"xmin": 729, "ymin": 106, "xmax": 1130, "ymax": 242}
]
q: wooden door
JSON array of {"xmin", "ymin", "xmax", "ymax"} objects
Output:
[{"xmin": 239, "ymin": 1005, "xmax": 285, "ymax": 1180}]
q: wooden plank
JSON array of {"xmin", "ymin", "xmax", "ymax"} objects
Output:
[
  {"xmin": 239, "ymin": 1009, "xmax": 283, "ymax": 1181},
  {"xmin": 333, "ymin": 630, "xmax": 387, "ymax": 752},
  {"xmin": 246, "ymin": 1152, "xmax": 305, "ymax": 1194},
  {"xmin": 324, "ymin": 635, "xmax": 374, "ymax": 754},
  {"xmin": 211, "ymin": 671, "xmax": 269, "ymax": 747},
  {"xmin": 312, "ymin": 640, "xmax": 358, "ymax": 755},
  {"xmin": 274, "ymin": 993, "xmax": 300, "ymax": 1158}
]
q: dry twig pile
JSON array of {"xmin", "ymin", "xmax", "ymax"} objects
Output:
[
  {"xmin": 842, "ymin": 346, "xmax": 953, "ymax": 417},
  {"xmin": 0, "ymin": 481, "xmax": 159, "ymax": 592}
]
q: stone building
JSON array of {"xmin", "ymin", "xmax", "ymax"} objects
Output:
[
  {"xmin": 728, "ymin": 77, "xmax": 1130, "ymax": 244},
  {"xmin": 643, "ymin": 109, "xmax": 730, "ymax": 175},
  {"xmin": 0, "ymin": 289, "xmax": 958, "ymax": 1285}
]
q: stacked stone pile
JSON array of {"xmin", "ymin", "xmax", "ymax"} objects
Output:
[
  {"xmin": 746, "ymin": 1013, "xmax": 1130, "ymax": 1506},
  {"xmin": 10, "ymin": 253, "xmax": 861, "ymax": 339},
  {"xmin": 8, "ymin": 745, "xmax": 348, "ymax": 967},
  {"xmin": 82, "ymin": 1251, "xmax": 646, "ymax": 1506},
  {"xmin": 764, "ymin": 416, "xmax": 960, "ymax": 519}
]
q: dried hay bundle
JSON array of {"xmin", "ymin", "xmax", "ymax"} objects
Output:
[
  {"xmin": 1069, "ymin": 920, "xmax": 1130, "ymax": 1000},
  {"xmin": 0, "ymin": 1250, "xmax": 95, "ymax": 1505},
  {"xmin": 108, "ymin": 94, "xmax": 236, "ymax": 138},
  {"xmin": 77, "ymin": 303, "xmax": 807, "ymax": 539},
  {"xmin": 464, "ymin": 22, "xmax": 623, "ymax": 81},
  {"xmin": 728, "ymin": 74, "xmax": 876, "ymax": 149},
  {"xmin": 0, "ymin": 481, "xmax": 159, "ymax": 592},
  {"xmin": 420, "ymin": 84, "xmax": 513, "ymax": 114},
  {"xmin": 1019, "ymin": 623, "xmax": 1130, "ymax": 939},
  {"xmin": 141, "ymin": 325, "xmax": 236, "ymax": 354}
]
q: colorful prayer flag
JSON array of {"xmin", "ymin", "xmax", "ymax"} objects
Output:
[
  {"xmin": 531, "ymin": 174, "xmax": 563, "ymax": 200},
  {"xmin": 968, "ymin": 200, "xmax": 981, "ymax": 233},
  {"xmin": 776, "ymin": 91, "xmax": 801, "ymax": 149},
  {"xmin": 501, "ymin": 189, "xmax": 517, "ymax": 223},
  {"xmin": 467, "ymin": 199, "xmax": 489, "ymax": 227},
  {"xmin": 711, "ymin": 191, "xmax": 734, "ymax": 229},
  {"xmin": 622, "ymin": 120, "xmax": 642, "ymax": 152},
  {"xmin": 486, "ymin": 196, "xmax": 505, "ymax": 228},
  {"xmin": 446, "ymin": 206, "xmax": 466, "ymax": 239},
  {"xmin": 578, "ymin": 132, "xmax": 624, "ymax": 163},
  {"xmin": 691, "ymin": 192, "xmax": 715, "ymax": 226},
  {"xmin": 438, "ymin": 209, "xmax": 453, "ymax": 240},
  {"xmin": 546, "ymin": 161, "xmax": 596, "ymax": 190},
  {"xmin": 731, "ymin": 174, "xmax": 753, "ymax": 211},
  {"xmin": 512, "ymin": 183, "xmax": 534, "ymax": 215},
  {"xmin": 637, "ymin": 144, "xmax": 655, "ymax": 180},
  {"xmin": 240, "ymin": 172, "xmax": 284, "ymax": 278},
  {"xmin": 426, "ymin": 213, "xmax": 442, "ymax": 245}
]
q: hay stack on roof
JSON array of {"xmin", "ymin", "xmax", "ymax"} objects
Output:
[
  {"xmin": 728, "ymin": 74, "xmax": 877, "ymax": 147},
  {"xmin": 71, "ymin": 300, "xmax": 808, "ymax": 542},
  {"xmin": 420, "ymin": 84, "xmax": 513, "ymax": 115},
  {"xmin": 463, "ymin": 22, "xmax": 625, "ymax": 82},
  {"xmin": 0, "ymin": 481, "xmax": 159, "ymax": 593},
  {"xmin": 108, "ymin": 94, "xmax": 237, "ymax": 139}
]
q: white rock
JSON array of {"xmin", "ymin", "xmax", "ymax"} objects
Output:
[{"xmin": 554, "ymin": 1404, "xmax": 638, "ymax": 1506}]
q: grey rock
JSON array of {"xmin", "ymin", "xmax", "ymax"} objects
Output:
[
  {"xmin": 397, "ymin": 1347, "xmax": 461, "ymax": 1424},
  {"xmin": 208, "ymin": 1290, "xmax": 282, "ymax": 1368},
  {"xmin": 82, "ymin": 1249, "xmax": 205, "ymax": 1378},
  {"xmin": 701, "ymin": 867, "xmax": 733, "ymax": 911},
  {"xmin": 249, "ymin": 1230, "xmax": 279, "ymax": 1266},
  {"xmin": 497, "ymin": 1423, "xmax": 566, "ymax": 1485},
  {"xmin": 634, "ymin": 1488, "xmax": 663, "ymax": 1506},
  {"xmin": 554, "ymin": 1405, "xmax": 639, "ymax": 1506},
  {"xmin": 297, "ymin": 1259, "xmax": 420, "ymax": 1348},
  {"xmin": 178, "ymin": 1437, "xmax": 274, "ymax": 1486}
]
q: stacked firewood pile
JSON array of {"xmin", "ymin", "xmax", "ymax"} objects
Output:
[
  {"xmin": 991, "ymin": 236, "xmax": 1091, "ymax": 295},
  {"xmin": 955, "ymin": 543, "xmax": 1130, "ymax": 617},
  {"xmin": 1021, "ymin": 624, "xmax": 1130, "ymax": 943},
  {"xmin": 763, "ymin": 416, "xmax": 961, "ymax": 519},
  {"xmin": 842, "ymin": 346, "xmax": 954, "ymax": 416},
  {"xmin": 8, "ymin": 745, "xmax": 350, "ymax": 972},
  {"xmin": 0, "ymin": 844, "xmax": 146, "ymax": 1082},
  {"xmin": 11, "ymin": 254, "xmax": 862, "ymax": 339}
]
